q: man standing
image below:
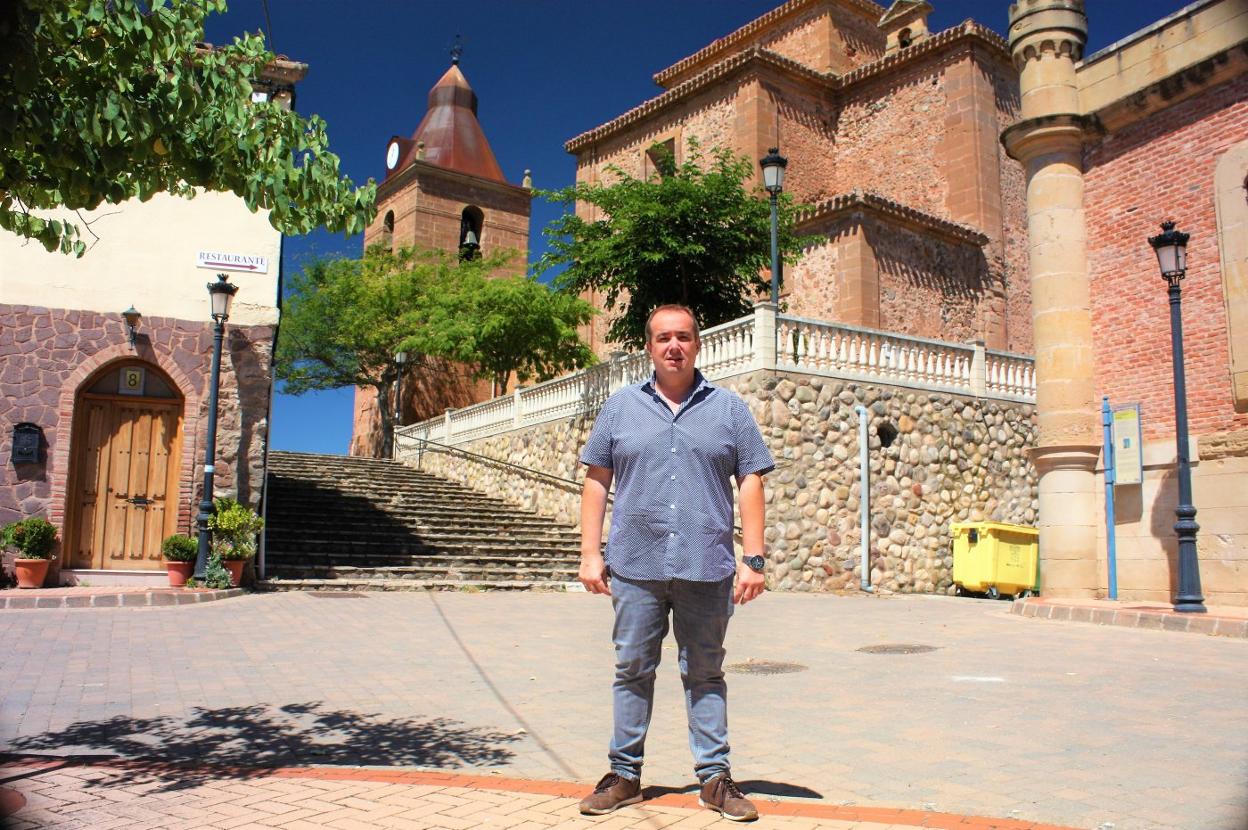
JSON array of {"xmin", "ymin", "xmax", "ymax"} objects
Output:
[{"xmin": 577, "ymin": 304, "xmax": 774, "ymax": 822}]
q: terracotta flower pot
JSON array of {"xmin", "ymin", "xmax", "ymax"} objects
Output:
[
  {"xmin": 222, "ymin": 559, "xmax": 245, "ymax": 587},
  {"xmin": 14, "ymin": 558, "xmax": 50, "ymax": 589},
  {"xmin": 166, "ymin": 560, "xmax": 194, "ymax": 587}
]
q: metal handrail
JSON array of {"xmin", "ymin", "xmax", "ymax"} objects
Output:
[
  {"xmin": 403, "ymin": 434, "xmax": 608, "ymax": 501},
  {"xmin": 402, "ymin": 434, "xmax": 787, "ymax": 538}
]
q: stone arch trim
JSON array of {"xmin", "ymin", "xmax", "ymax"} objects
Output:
[
  {"xmin": 50, "ymin": 343, "xmax": 204, "ymax": 536},
  {"xmin": 1214, "ymin": 138, "xmax": 1248, "ymax": 410}
]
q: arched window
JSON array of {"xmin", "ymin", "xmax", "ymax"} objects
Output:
[
  {"xmin": 380, "ymin": 210, "xmax": 395, "ymax": 250},
  {"xmin": 898, "ymin": 28, "xmax": 913, "ymax": 49},
  {"xmin": 459, "ymin": 206, "xmax": 483, "ymax": 261}
]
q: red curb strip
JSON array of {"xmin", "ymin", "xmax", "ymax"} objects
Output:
[
  {"xmin": 0, "ymin": 588, "xmax": 245, "ymax": 610},
  {"xmin": 0, "ymin": 755, "xmax": 1082, "ymax": 830},
  {"xmin": 1011, "ymin": 598, "xmax": 1248, "ymax": 638}
]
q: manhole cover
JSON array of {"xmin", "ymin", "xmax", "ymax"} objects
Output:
[
  {"xmin": 305, "ymin": 592, "xmax": 367, "ymax": 599},
  {"xmin": 856, "ymin": 644, "xmax": 938, "ymax": 655},
  {"xmin": 724, "ymin": 659, "xmax": 807, "ymax": 675}
]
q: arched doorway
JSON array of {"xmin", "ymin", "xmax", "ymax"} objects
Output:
[{"xmin": 64, "ymin": 360, "xmax": 185, "ymax": 570}]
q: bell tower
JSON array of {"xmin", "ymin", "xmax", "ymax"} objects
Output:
[
  {"xmin": 365, "ymin": 54, "xmax": 531, "ymax": 264},
  {"xmin": 350, "ymin": 55, "xmax": 532, "ymax": 457}
]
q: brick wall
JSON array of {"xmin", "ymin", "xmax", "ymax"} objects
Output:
[
  {"xmin": 1085, "ymin": 73, "xmax": 1248, "ymax": 441},
  {"xmin": 365, "ymin": 168, "xmax": 530, "ymax": 270}
]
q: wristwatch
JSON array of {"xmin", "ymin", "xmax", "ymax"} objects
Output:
[{"xmin": 742, "ymin": 554, "xmax": 766, "ymax": 573}]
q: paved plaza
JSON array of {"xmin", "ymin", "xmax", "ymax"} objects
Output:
[{"xmin": 0, "ymin": 590, "xmax": 1245, "ymax": 829}]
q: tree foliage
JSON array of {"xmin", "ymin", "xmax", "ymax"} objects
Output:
[
  {"xmin": 0, "ymin": 0, "xmax": 375, "ymax": 255},
  {"xmin": 536, "ymin": 141, "xmax": 813, "ymax": 349},
  {"xmin": 275, "ymin": 246, "xmax": 595, "ymax": 456},
  {"xmin": 412, "ymin": 268, "xmax": 596, "ymax": 395}
]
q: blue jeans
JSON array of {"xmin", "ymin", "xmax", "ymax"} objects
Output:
[{"xmin": 608, "ymin": 575, "xmax": 735, "ymax": 783}]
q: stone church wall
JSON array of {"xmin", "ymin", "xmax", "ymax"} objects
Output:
[{"xmin": 410, "ymin": 369, "xmax": 1037, "ymax": 595}]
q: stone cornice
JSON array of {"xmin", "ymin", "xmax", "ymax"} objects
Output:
[
  {"xmin": 795, "ymin": 190, "xmax": 990, "ymax": 246},
  {"xmin": 652, "ymin": 0, "xmax": 885, "ymax": 88},
  {"xmin": 566, "ymin": 22, "xmax": 1012, "ymax": 156},
  {"xmin": 376, "ymin": 158, "xmax": 531, "ymax": 205},
  {"xmin": 565, "ymin": 49, "xmax": 832, "ymax": 154},
  {"xmin": 839, "ymin": 20, "xmax": 1010, "ymax": 88},
  {"xmin": 1000, "ymin": 113, "xmax": 1090, "ymax": 162}
]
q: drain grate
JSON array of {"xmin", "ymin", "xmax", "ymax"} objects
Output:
[
  {"xmin": 856, "ymin": 644, "xmax": 938, "ymax": 655},
  {"xmin": 725, "ymin": 659, "xmax": 807, "ymax": 675},
  {"xmin": 305, "ymin": 592, "xmax": 367, "ymax": 599}
]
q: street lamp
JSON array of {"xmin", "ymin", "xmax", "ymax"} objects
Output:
[
  {"xmin": 194, "ymin": 274, "xmax": 239, "ymax": 580},
  {"xmin": 1147, "ymin": 221, "xmax": 1205, "ymax": 613},
  {"xmin": 759, "ymin": 147, "xmax": 788, "ymax": 306},
  {"xmin": 392, "ymin": 351, "xmax": 408, "ymax": 459}
]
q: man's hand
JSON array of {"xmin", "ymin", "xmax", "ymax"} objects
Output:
[
  {"xmin": 579, "ymin": 552, "xmax": 611, "ymax": 596},
  {"xmin": 734, "ymin": 561, "xmax": 765, "ymax": 604}
]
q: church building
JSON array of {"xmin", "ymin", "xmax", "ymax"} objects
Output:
[{"xmin": 566, "ymin": 0, "xmax": 1031, "ymax": 358}]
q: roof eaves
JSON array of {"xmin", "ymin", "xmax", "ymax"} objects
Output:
[
  {"xmin": 838, "ymin": 20, "xmax": 1009, "ymax": 89},
  {"xmin": 797, "ymin": 189, "xmax": 989, "ymax": 246},
  {"xmin": 566, "ymin": 48, "xmax": 833, "ymax": 154},
  {"xmin": 653, "ymin": 0, "xmax": 886, "ymax": 87}
]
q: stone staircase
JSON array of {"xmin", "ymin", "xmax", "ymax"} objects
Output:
[{"xmin": 260, "ymin": 451, "xmax": 583, "ymax": 591}]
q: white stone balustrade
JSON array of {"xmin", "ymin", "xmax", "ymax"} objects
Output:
[{"xmin": 398, "ymin": 304, "xmax": 1036, "ymax": 448}]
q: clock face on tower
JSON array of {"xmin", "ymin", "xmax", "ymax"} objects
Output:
[{"xmin": 386, "ymin": 141, "xmax": 400, "ymax": 171}]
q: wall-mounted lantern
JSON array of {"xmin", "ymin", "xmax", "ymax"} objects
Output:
[{"xmin": 122, "ymin": 306, "xmax": 142, "ymax": 349}]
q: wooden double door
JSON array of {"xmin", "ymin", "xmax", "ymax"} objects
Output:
[{"xmin": 67, "ymin": 395, "xmax": 183, "ymax": 570}]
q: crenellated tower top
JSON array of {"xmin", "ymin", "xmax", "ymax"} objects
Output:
[
  {"xmin": 1008, "ymin": 0, "xmax": 1086, "ymax": 66},
  {"xmin": 1007, "ymin": 0, "xmax": 1086, "ymax": 121}
]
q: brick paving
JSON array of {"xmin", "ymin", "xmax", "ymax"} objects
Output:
[
  {"xmin": 0, "ymin": 758, "xmax": 1081, "ymax": 830},
  {"xmin": 0, "ymin": 591, "xmax": 1245, "ymax": 830},
  {"xmin": 1011, "ymin": 596, "xmax": 1248, "ymax": 638},
  {"xmin": 0, "ymin": 587, "xmax": 245, "ymax": 610}
]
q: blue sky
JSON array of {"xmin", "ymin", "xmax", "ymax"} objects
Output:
[{"xmin": 204, "ymin": 0, "xmax": 1185, "ymax": 456}]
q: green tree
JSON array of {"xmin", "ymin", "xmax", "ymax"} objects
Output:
[
  {"xmin": 413, "ymin": 269, "xmax": 596, "ymax": 395},
  {"xmin": 276, "ymin": 247, "xmax": 595, "ymax": 457},
  {"xmin": 536, "ymin": 140, "xmax": 812, "ymax": 349},
  {"xmin": 275, "ymin": 247, "xmax": 433, "ymax": 457},
  {"xmin": 0, "ymin": 0, "xmax": 375, "ymax": 255}
]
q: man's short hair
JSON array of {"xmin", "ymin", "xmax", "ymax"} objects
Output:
[{"xmin": 644, "ymin": 304, "xmax": 701, "ymax": 343}]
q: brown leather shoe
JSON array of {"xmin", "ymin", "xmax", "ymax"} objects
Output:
[
  {"xmin": 699, "ymin": 773, "xmax": 758, "ymax": 822},
  {"xmin": 578, "ymin": 772, "xmax": 642, "ymax": 815}
]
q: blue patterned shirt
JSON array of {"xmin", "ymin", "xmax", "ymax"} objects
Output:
[{"xmin": 580, "ymin": 370, "xmax": 775, "ymax": 582}]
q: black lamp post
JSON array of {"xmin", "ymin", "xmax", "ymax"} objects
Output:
[
  {"xmin": 1147, "ymin": 221, "xmax": 1205, "ymax": 613},
  {"xmin": 193, "ymin": 274, "xmax": 239, "ymax": 579},
  {"xmin": 392, "ymin": 350, "xmax": 408, "ymax": 459},
  {"xmin": 759, "ymin": 147, "xmax": 787, "ymax": 306}
]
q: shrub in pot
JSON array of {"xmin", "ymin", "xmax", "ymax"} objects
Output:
[
  {"xmin": 161, "ymin": 534, "xmax": 198, "ymax": 587},
  {"xmin": 2, "ymin": 518, "xmax": 58, "ymax": 589},
  {"xmin": 208, "ymin": 497, "xmax": 264, "ymax": 587}
]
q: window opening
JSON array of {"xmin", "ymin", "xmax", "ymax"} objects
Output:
[{"xmin": 459, "ymin": 206, "xmax": 484, "ymax": 261}]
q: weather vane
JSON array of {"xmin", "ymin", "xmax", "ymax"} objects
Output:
[{"xmin": 450, "ymin": 34, "xmax": 464, "ymax": 65}]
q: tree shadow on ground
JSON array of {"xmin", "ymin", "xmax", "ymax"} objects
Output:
[{"xmin": 3, "ymin": 702, "xmax": 521, "ymax": 792}]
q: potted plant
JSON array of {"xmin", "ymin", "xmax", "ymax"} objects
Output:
[
  {"xmin": 2, "ymin": 518, "xmax": 58, "ymax": 589},
  {"xmin": 161, "ymin": 534, "xmax": 198, "ymax": 587},
  {"xmin": 208, "ymin": 497, "xmax": 264, "ymax": 587}
]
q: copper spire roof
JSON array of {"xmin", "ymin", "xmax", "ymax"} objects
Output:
[{"xmin": 406, "ymin": 63, "xmax": 506, "ymax": 183}]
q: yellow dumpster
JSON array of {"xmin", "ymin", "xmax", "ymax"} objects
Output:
[{"xmin": 951, "ymin": 521, "xmax": 1039, "ymax": 599}]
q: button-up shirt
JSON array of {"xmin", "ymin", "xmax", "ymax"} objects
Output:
[{"xmin": 580, "ymin": 370, "xmax": 775, "ymax": 582}]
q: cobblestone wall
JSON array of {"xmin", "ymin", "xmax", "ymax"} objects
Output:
[{"xmin": 407, "ymin": 369, "xmax": 1037, "ymax": 594}]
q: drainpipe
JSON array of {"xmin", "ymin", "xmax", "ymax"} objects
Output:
[{"xmin": 855, "ymin": 404, "xmax": 873, "ymax": 592}]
